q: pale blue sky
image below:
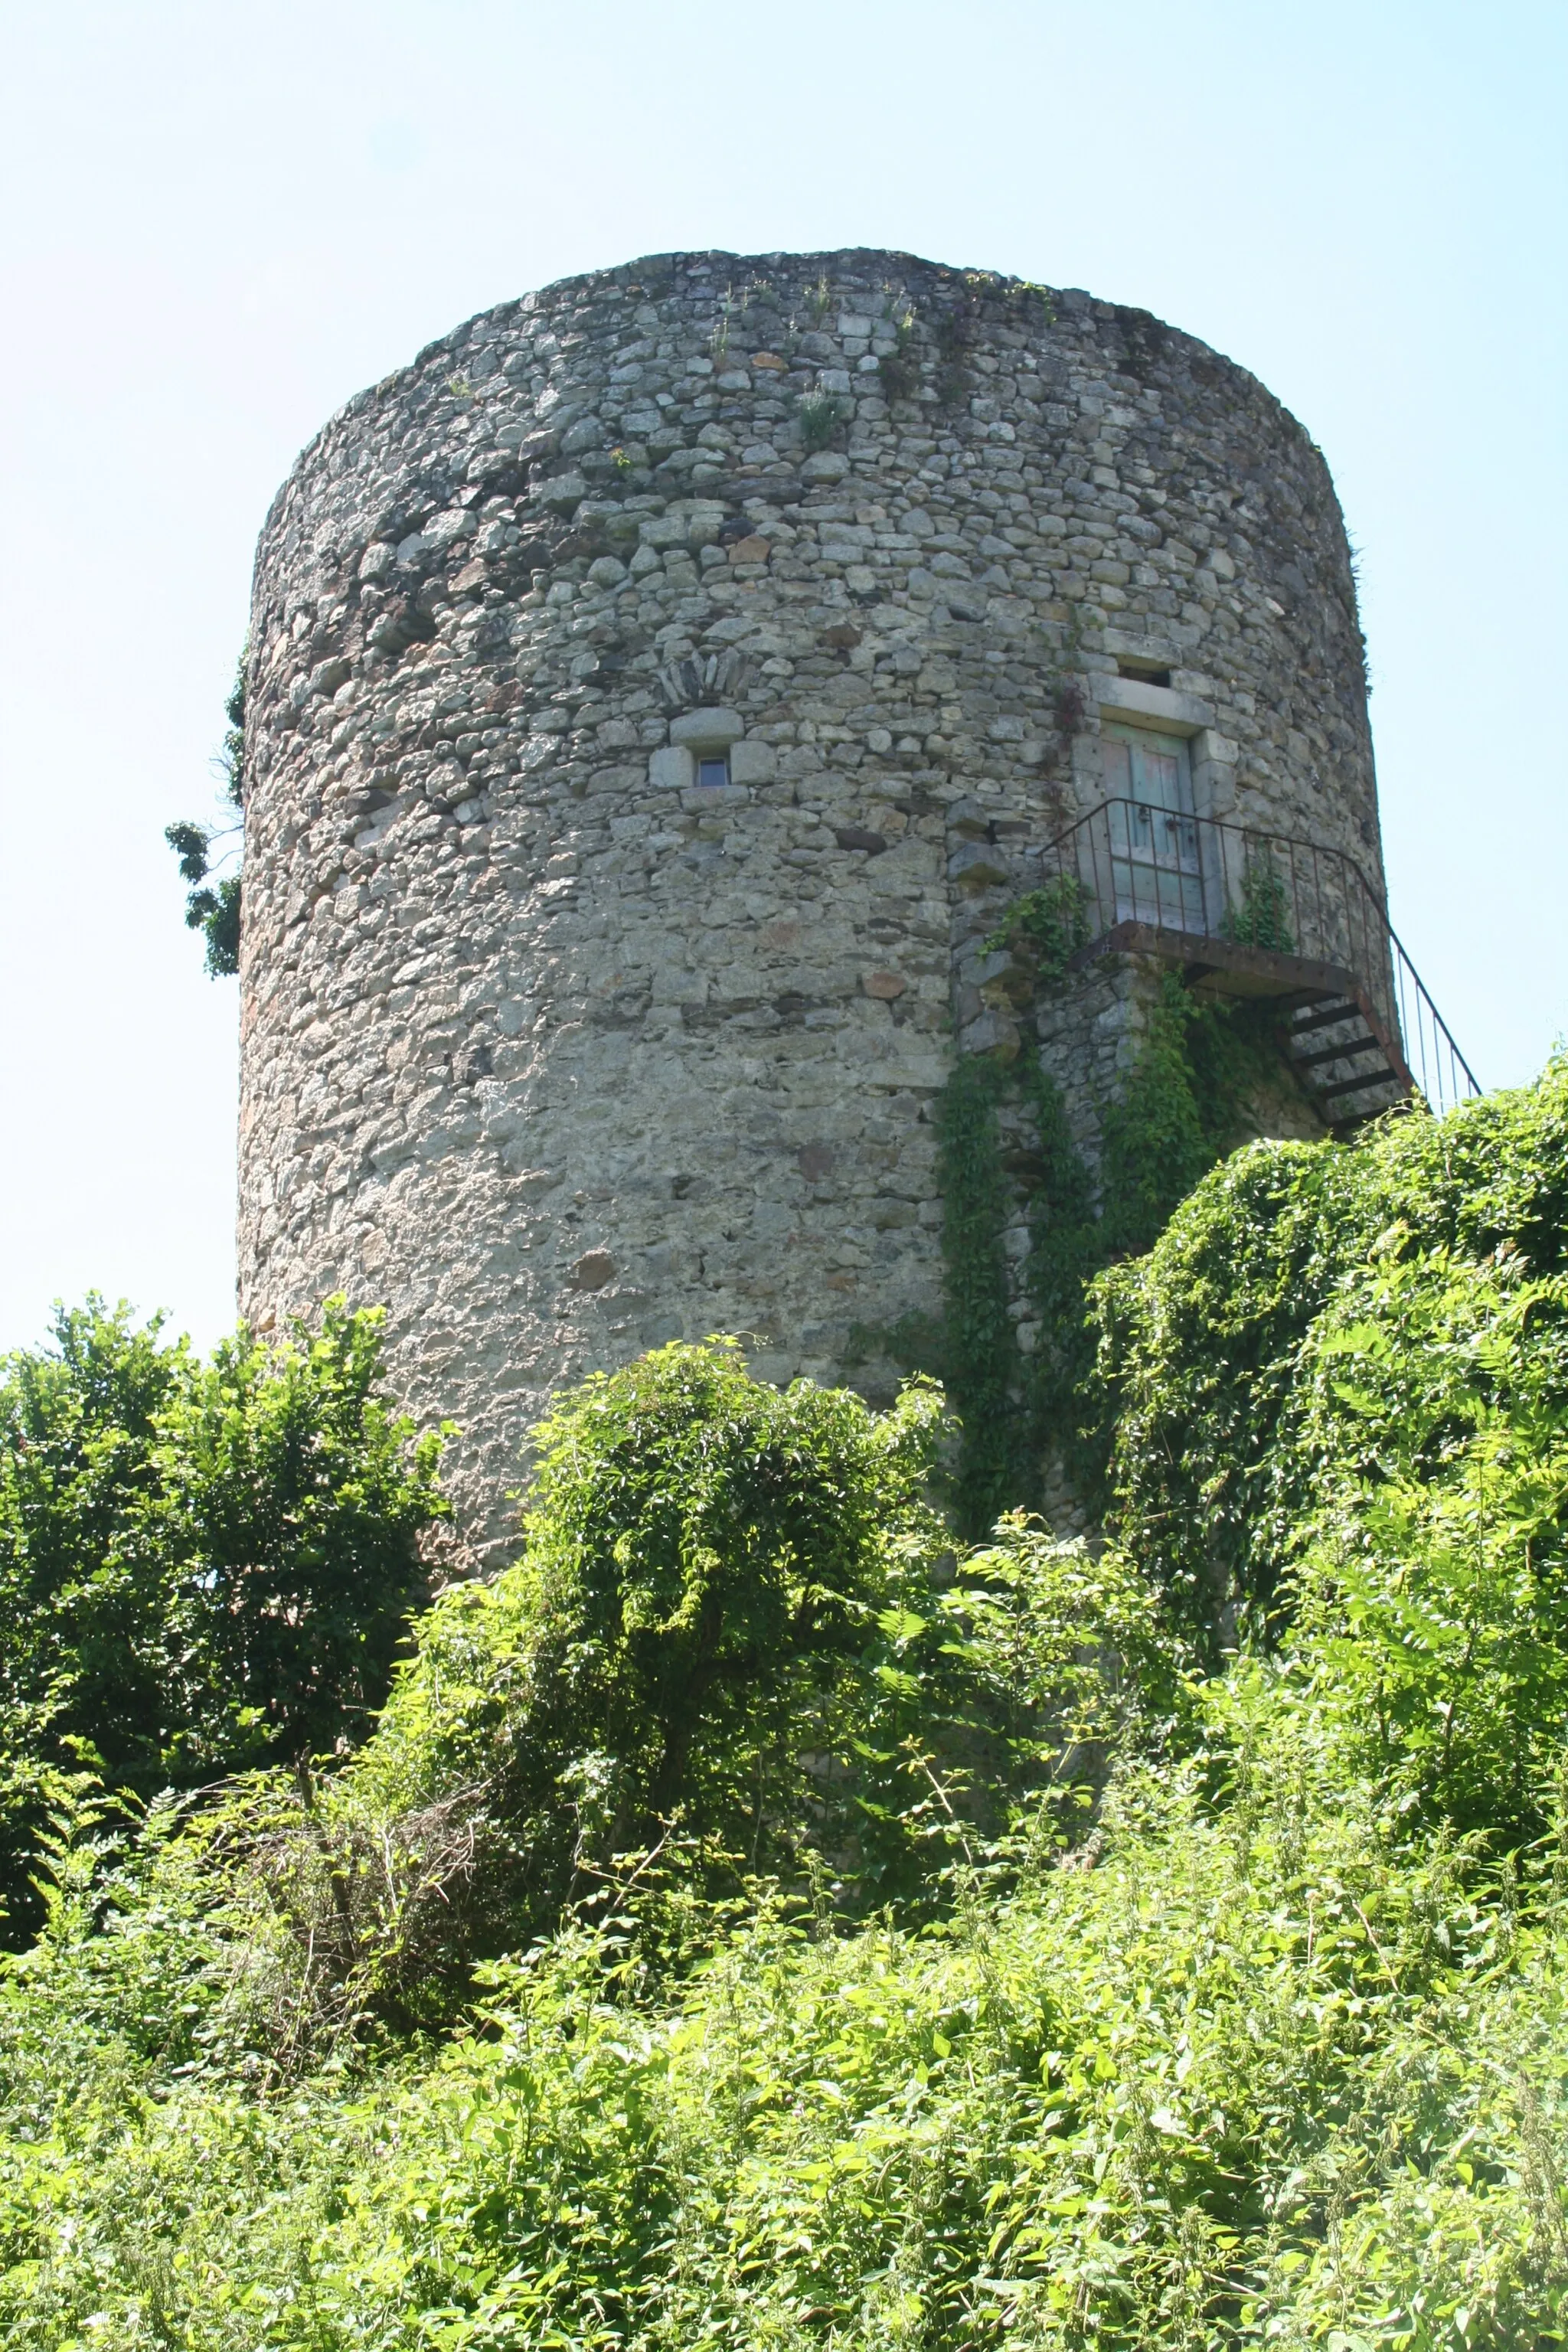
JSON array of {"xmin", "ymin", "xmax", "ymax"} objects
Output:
[{"xmin": 1, "ymin": 0, "xmax": 1563, "ymax": 1355}]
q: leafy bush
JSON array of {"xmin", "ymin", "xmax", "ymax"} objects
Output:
[
  {"xmin": 1093, "ymin": 1054, "xmax": 1568, "ymax": 1651},
  {"xmin": 1295, "ymin": 1240, "xmax": 1568, "ymax": 1847},
  {"xmin": 5, "ymin": 1668, "xmax": 1566, "ymax": 2349},
  {"xmin": 280, "ymin": 1348, "xmax": 1155, "ymax": 2020},
  {"xmin": 0, "ymin": 1297, "xmax": 446, "ymax": 1938},
  {"xmin": 982, "ymin": 875, "xmax": 1091, "ymax": 988}
]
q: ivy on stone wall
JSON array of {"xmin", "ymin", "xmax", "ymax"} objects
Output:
[
  {"xmin": 929, "ymin": 974, "xmax": 1295, "ymax": 1532},
  {"xmin": 933, "ymin": 1054, "xmax": 1024, "ymax": 1532},
  {"xmin": 1016, "ymin": 1056, "xmax": 1100, "ymax": 1493}
]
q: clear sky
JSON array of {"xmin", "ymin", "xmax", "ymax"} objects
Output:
[{"xmin": 2, "ymin": 0, "xmax": 1563, "ymax": 1358}]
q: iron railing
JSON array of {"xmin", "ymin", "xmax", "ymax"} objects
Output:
[{"xmin": 1034, "ymin": 799, "xmax": 1481, "ymax": 1119}]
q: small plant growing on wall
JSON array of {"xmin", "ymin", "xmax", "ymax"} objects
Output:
[
  {"xmin": 1050, "ymin": 679, "xmax": 1087, "ymax": 740},
  {"xmin": 934, "ymin": 293, "xmax": 978, "ymax": 409},
  {"xmin": 1220, "ymin": 850, "xmax": 1296, "ymax": 952},
  {"xmin": 983, "ymin": 877, "xmax": 1092, "ymax": 991},
  {"xmin": 710, "ymin": 289, "xmax": 733, "ymax": 363},
  {"xmin": 878, "ymin": 302, "xmax": 920, "ymax": 401},
  {"xmin": 798, "ymin": 387, "xmax": 849, "ymax": 452},
  {"xmin": 1014, "ymin": 279, "xmax": 1057, "ymax": 325}
]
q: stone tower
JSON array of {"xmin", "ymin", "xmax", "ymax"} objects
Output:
[{"xmin": 237, "ymin": 248, "xmax": 1403, "ymax": 1557}]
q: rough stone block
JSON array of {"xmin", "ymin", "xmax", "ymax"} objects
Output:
[
  {"xmin": 727, "ymin": 739, "xmax": 776, "ymax": 784},
  {"xmin": 958, "ymin": 1011, "xmax": 1021, "ymax": 1062},
  {"xmin": 948, "ymin": 840, "xmax": 1011, "ymax": 889},
  {"xmin": 648, "ymin": 746, "xmax": 694, "ymax": 790},
  {"xmin": 670, "ymin": 707, "xmax": 744, "ymax": 748}
]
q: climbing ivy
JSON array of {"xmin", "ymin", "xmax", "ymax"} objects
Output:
[
  {"xmin": 927, "ymin": 975, "xmax": 1296, "ymax": 1530},
  {"xmin": 1097, "ymin": 978, "xmax": 1221, "ymax": 1259},
  {"xmin": 1015, "ymin": 1057, "xmax": 1100, "ymax": 1493},
  {"xmin": 933, "ymin": 1054, "xmax": 1024, "ymax": 1532}
]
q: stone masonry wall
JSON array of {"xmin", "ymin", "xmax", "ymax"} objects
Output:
[{"xmin": 237, "ymin": 248, "xmax": 1380, "ymax": 1558}]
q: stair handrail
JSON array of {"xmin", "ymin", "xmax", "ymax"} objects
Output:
[{"xmin": 1032, "ymin": 797, "xmax": 1481, "ymax": 1118}]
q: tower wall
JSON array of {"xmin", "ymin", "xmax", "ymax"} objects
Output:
[{"xmin": 237, "ymin": 249, "xmax": 1379, "ymax": 1556}]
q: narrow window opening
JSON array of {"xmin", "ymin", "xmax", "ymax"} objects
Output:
[
  {"xmin": 1116, "ymin": 656, "xmax": 1173, "ymax": 688},
  {"xmin": 696, "ymin": 753, "xmax": 730, "ymax": 788}
]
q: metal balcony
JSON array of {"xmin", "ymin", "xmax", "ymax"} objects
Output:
[{"xmin": 1037, "ymin": 799, "xmax": 1480, "ymax": 1129}]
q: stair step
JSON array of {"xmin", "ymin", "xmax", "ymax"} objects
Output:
[
  {"xmin": 1288, "ymin": 998, "xmax": 1361, "ymax": 1036},
  {"xmin": 1319, "ymin": 1065, "xmax": 1402, "ymax": 1104},
  {"xmin": 1291, "ymin": 1033, "xmax": 1378, "ymax": 1073}
]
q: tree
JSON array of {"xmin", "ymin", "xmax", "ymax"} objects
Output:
[
  {"xmin": 0, "ymin": 1296, "xmax": 447, "ymax": 1939},
  {"xmin": 165, "ymin": 645, "xmax": 246, "ymax": 977}
]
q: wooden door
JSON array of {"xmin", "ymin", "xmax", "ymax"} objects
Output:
[{"xmin": 1101, "ymin": 724, "xmax": 1206, "ymax": 932}]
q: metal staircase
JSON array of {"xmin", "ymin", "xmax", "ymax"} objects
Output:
[{"xmin": 1033, "ymin": 801, "xmax": 1479, "ymax": 1131}]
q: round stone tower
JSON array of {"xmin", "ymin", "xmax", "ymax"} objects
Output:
[{"xmin": 237, "ymin": 248, "xmax": 1383, "ymax": 1556}]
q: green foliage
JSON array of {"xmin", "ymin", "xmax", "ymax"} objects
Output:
[
  {"xmin": 338, "ymin": 1344, "xmax": 1118, "ymax": 1997},
  {"xmin": 11, "ymin": 1067, "xmax": 1568, "ymax": 2340},
  {"xmin": 1094, "ymin": 1056, "xmax": 1568, "ymax": 1677},
  {"xmin": 92, "ymin": 1388, "xmax": 1149, "ymax": 2044},
  {"xmin": 1098, "ymin": 977, "xmax": 1282, "ymax": 1263},
  {"xmin": 0, "ymin": 1297, "xmax": 446, "ymax": 1939},
  {"xmin": 165, "ymin": 818, "xmax": 212, "ymax": 885},
  {"xmin": 933, "ymin": 299, "xmax": 976, "ymax": 410},
  {"xmin": 877, "ymin": 305, "xmax": 920, "ymax": 401},
  {"xmin": 1297, "ymin": 1243, "xmax": 1568, "ymax": 1848},
  {"xmin": 5, "ymin": 1648, "xmax": 1566, "ymax": 2347},
  {"xmin": 1219, "ymin": 847, "xmax": 1296, "ymax": 952},
  {"xmin": 1091, "ymin": 1137, "xmax": 1364, "ymax": 1645},
  {"xmin": 220, "ymin": 645, "xmax": 247, "ymax": 808},
  {"xmin": 1097, "ymin": 977, "xmax": 1220, "ymax": 1260},
  {"xmin": 923, "ymin": 975, "xmax": 1282, "ymax": 1526},
  {"xmin": 982, "ymin": 875, "xmax": 1091, "ymax": 990},
  {"xmin": 933, "ymin": 1059, "xmax": 1025, "ymax": 1532},
  {"xmin": 798, "ymin": 388, "xmax": 850, "ymax": 451},
  {"xmin": 181, "ymin": 871, "xmax": 242, "ymax": 975},
  {"xmin": 167, "ymin": 642, "xmax": 247, "ymax": 978},
  {"xmin": 865, "ymin": 1055, "xmax": 1100, "ymax": 1529},
  {"xmin": 1017, "ymin": 1057, "xmax": 1102, "ymax": 1489},
  {"xmin": 155, "ymin": 1302, "xmax": 449, "ymax": 1772}
]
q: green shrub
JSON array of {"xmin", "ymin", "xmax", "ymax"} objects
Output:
[
  {"xmin": 330, "ymin": 1346, "xmax": 1148, "ymax": 2013},
  {"xmin": 1093, "ymin": 1057, "xmax": 1568, "ymax": 1681},
  {"xmin": 166, "ymin": 643, "xmax": 247, "ymax": 976},
  {"xmin": 5, "ymin": 1660, "xmax": 1565, "ymax": 2350},
  {"xmin": 0, "ymin": 1297, "xmax": 446, "ymax": 1938},
  {"xmin": 1295, "ymin": 1241, "xmax": 1568, "ymax": 1847}
]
